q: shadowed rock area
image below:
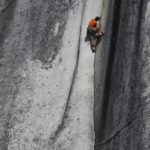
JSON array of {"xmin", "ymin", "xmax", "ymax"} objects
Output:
[{"xmin": 95, "ymin": 0, "xmax": 150, "ymax": 149}]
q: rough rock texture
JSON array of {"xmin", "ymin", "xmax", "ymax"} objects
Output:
[
  {"xmin": 1, "ymin": 0, "xmax": 150, "ymax": 149},
  {"xmin": 0, "ymin": 0, "xmax": 102, "ymax": 149},
  {"xmin": 0, "ymin": 0, "xmax": 81, "ymax": 149},
  {"xmin": 95, "ymin": 0, "xmax": 150, "ymax": 149}
]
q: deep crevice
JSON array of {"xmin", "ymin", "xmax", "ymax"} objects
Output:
[
  {"xmin": 49, "ymin": 0, "xmax": 87, "ymax": 148},
  {"xmin": 95, "ymin": 0, "xmax": 122, "ymax": 143},
  {"xmin": 94, "ymin": 0, "xmax": 146, "ymax": 149}
]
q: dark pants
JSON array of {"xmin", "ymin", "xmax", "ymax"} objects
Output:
[{"xmin": 87, "ymin": 28, "xmax": 98, "ymax": 49}]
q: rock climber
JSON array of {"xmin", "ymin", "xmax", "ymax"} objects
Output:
[{"xmin": 86, "ymin": 16, "xmax": 104, "ymax": 52}]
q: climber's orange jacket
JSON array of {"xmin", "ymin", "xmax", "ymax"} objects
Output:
[{"xmin": 88, "ymin": 19, "xmax": 97, "ymax": 28}]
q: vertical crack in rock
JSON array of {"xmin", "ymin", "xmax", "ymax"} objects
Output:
[
  {"xmin": 49, "ymin": 0, "xmax": 87, "ymax": 148},
  {"xmin": 96, "ymin": 0, "xmax": 122, "ymax": 143},
  {"xmin": 95, "ymin": 0, "xmax": 149, "ymax": 149}
]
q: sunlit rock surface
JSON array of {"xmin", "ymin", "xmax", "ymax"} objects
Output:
[
  {"xmin": 95, "ymin": 0, "xmax": 150, "ymax": 149},
  {"xmin": 0, "ymin": 0, "xmax": 102, "ymax": 149}
]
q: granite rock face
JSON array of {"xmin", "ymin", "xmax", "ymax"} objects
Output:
[
  {"xmin": 0, "ymin": 0, "xmax": 78, "ymax": 149},
  {"xmin": 1, "ymin": 0, "xmax": 150, "ymax": 149},
  {"xmin": 95, "ymin": 0, "xmax": 150, "ymax": 149},
  {"xmin": 0, "ymin": 0, "xmax": 98, "ymax": 149}
]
